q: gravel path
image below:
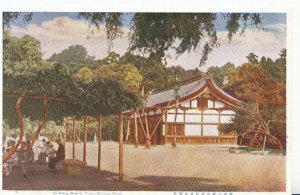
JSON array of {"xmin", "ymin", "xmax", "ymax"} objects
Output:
[{"xmin": 2, "ymin": 141, "xmax": 286, "ymax": 191}]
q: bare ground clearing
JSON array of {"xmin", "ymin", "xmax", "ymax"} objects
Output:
[{"xmin": 2, "ymin": 141, "xmax": 285, "ymax": 191}]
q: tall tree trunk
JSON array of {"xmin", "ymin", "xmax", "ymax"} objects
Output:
[
  {"xmin": 3, "ymin": 93, "xmax": 25, "ymax": 163},
  {"xmin": 72, "ymin": 115, "xmax": 76, "ymax": 159},
  {"xmin": 16, "ymin": 96, "xmax": 49, "ymax": 153},
  {"xmin": 118, "ymin": 112, "xmax": 124, "ymax": 181},
  {"xmin": 83, "ymin": 115, "xmax": 87, "ymax": 164},
  {"xmin": 97, "ymin": 115, "xmax": 102, "ymax": 171}
]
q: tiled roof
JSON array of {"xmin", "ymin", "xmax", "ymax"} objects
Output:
[{"xmin": 146, "ymin": 75, "xmax": 241, "ymax": 107}]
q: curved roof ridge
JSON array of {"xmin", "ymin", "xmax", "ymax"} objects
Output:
[
  {"xmin": 151, "ymin": 75, "xmax": 203, "ymax": 95},
  {"xmin": 146, "ymin": 75, "xmax": 242, "ymax": 107},
  {"xmin": 210, "ymin": 81, "xmax": 243, "ymax": 104}
]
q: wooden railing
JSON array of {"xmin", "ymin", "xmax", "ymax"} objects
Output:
[{"xmin": 164, "ymin": 135, "xmax": 237, "ymax": 144}]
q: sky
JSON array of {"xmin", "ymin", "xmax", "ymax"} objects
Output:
[{"xmin": 9, "ymin": 12, "xmax": 286, "ymax": 71}]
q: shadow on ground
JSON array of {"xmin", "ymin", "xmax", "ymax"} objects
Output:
[{"xmin": 2, "ymin": 164, "xmax": 239, "ymax": 191}]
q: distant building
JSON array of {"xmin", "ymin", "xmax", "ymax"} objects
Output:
[{"xmin": 124, "ymin": 75, "xmax": 242, "ymax": 145}]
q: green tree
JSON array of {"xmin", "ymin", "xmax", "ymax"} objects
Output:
[
  {"xmin": 127, "ymin": 13, "xmax": 261, "ymax": 66},
  {"xmin": 3, "ymin": 32, "xmax": 52, "ymax": 74},
  {"xmin": 207, "ymin": 62, "xmax": 235, "ymax": 88},
  {"xmin": 99, "ymin": 52, "xmax": 121, "ymax": 65},
  {"xmin": 273, "ymin": 49, "xmax": 286, "ymax": 83},
  {"xmin": 167, "ymin": 66, "xmax": 203, "ymax": 82},
  {"xmin": 260, "ymin": 56, "xmax": 274, "ymax": 71},
  {"xmin": 93, "ymin": 63, "xmax": 143, "ymax": 95},
  {"xmin": 246, "ymin": 52, "xmax": 259, "ymax": 64},
  {"xmin": 49, "ymin": 45, "xmax": 93, "ymax": 72},
  {"xmin": 259, "ymin": 49, "xmax": 286, "ymax": 84},
  {"xmin": 219, "ymin": 103, "xmax": 286, "ymax": 151},
  {"xmin": 120, "ymin": 52, "xmax": 171, "ymax": 94},
  {"xmin": 75, "ymin": 67, "xmax": 93, "ymax": 83}
]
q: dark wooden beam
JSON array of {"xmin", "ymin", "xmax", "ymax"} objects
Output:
[{"xmin": 118, "ymin": 112, "xmax": 124, "ymax": 181}]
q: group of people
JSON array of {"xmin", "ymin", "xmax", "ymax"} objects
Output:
[
  {"xmin": 2, "ymin": 137, "xmax": 65, "ymax": 177},
  {"xmin": 2, "ymin": 139, "xmax": 34, "ymax": 177},
  {"xmin": 37, "ymin": 138, "xmax": 65, "ymax": 170}
]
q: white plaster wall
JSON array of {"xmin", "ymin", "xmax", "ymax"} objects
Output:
[
  {"xmin": 215, "ymin": 101, "xmax": 225, "ymax": 108},
  {"xmin": 208, "ymin": 100, "xmax": 214, "ymax": 108},
  {"xmin": 180, "ymin": 101, "xmax": 190, "ymax": 107},
  {"xmin": 185, "ymin": 114, "xmax": 200, "ymax": 122},
  {"xmin": 186, "ymin": 109, "xmax": 201, "ymax": 114},
  {"xmin": 176, "ymin": 114, "xmax": 184, "ymax": 122},
  {"xmin": 203, "ymin": 115, "xmax": 219, "ymax": 123},
  {"xmin": 191, "ymin": 100, "xmax": 197, "ymax": 107},
  {"xmin": 203, "ymin": 110, "xmax": 219, "ymax": 114},
  {"xmin": 203, "ymin": 125, "xmax": 219, "ymax": 136},
  {"xmin": 168, "ymin": 109, "xmax": 184, "ymax": 114},
  {"xmin": 221, "ymin": 110, "xmax": 235, "ymax": 115},
  {"xmin": 156, "ymin": 109, "xmax": 162, "ymax": 114},
  {"xmin": 166, "ymin": 114, "xmax": 184, "ymax": 122},
  {"xmin": 185, "ymin": 125, "xmax": 201, "ymax": 136},
  {"xmin": 220, "ymin": 115, "xmax": 233, "ymax": 123}
]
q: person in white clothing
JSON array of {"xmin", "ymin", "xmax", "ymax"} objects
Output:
[{"xmin": 37, "ymin": 139, "xmax": 48, "ymax": 164}]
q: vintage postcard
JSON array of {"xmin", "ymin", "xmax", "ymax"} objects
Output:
[{"xmin": 1, "ymin": 0, "xmax": 298, "ymax": 194}]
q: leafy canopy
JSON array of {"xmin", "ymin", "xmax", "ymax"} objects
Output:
[
  {"xmin": 49, "ymin": 45, "xmax": 94, "ymax": 72},
  {"xmin": 4, "ymin": 12, "xmax": 262, "ymax": 66},
  {"xmin": 93, "ymin": 63, "xmax": 143, "ymax": 95},
  {"xmin": 224, "ymin": 63, "xmax": 285, "ymax": 106},
  {"xmin": 207, "ymin": 62, "xmax": 235, "ymax": 88},
  {"xmin": 259, "ymin": 49, "xmax": 286, "ymax": 84},
  {"xmin": 3, "ymin": 32, "xmax": 53, "ymax": 74}
]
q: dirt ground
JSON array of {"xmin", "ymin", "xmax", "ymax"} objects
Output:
[{"xmin": 2, "ymin": 141, "xmax": 286, "ymax": 191}]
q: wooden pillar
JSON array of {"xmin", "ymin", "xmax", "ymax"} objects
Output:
[
  {"xmin": 201, "ymin": 110, "xmax": 204, "ymax": 136},
  {"xmin": 134, "ymin": 112, "xmax": 138, "ymax": 147},
  {"xmin": 164, "ymin": 111, "xmax": 168, "ymax": 144},
  {"xmin": 183, "ymin": 110, "xmax": 186, "ymax": 144},
  {"xmin": 72, "ymin": 115, "xmax": 76, "ymax": 159},
  {"xmin": 97, "ymin": 115, "xmax": 102, "ymax": 171},
  {"xmin": 119, "ymin": 112, "xmax": 124, "ymax": 181},
  {"xmin": 173, "ymin": 100, "xmax": 178, "ymax": 148},
  {"xmin": 83, "ymin": 115, "xmax": 87, "ymax": 164},
  {"xmin": 262, "ymin": 134, "xmax": 267, "ymax": 151},
  {"xmin": 218, "ymin": 110, "xmax": 221, "ymax": 136},
  {"xmin": 125, "ymin": 117, "xmax": 130, "ymax": 142},
  {"xmin": 144, "ymin": 111, "xmax": 151, "ymax": 148},
  {"xmin": 63, "ymin": 118, "xmax": 67, "ymax": 156}
]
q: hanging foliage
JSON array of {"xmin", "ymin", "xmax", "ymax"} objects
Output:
[{"xmin": 4, "ymin": 12, "xmax": 262, "ymax": 66}]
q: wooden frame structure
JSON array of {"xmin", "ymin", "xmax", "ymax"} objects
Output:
[
  {"xmin": 123, "ymin": 75, "xmax": 242, "ymax": 147},
  {"xmin": 4, "ymin": 75, "xmax": 242, "ymax": 182},
  {"xmin": 3, "ymin": 94, "xmax": 104, "ymax": 172}
]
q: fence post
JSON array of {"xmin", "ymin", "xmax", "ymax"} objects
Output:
[{"xmin": 119, "ymin": 112, "xmax": 123, "ymax": 181}]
